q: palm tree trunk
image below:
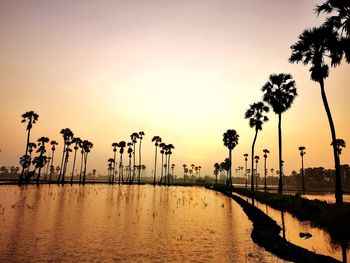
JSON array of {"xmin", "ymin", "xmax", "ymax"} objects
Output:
[
  {"xmin": 132, "ymin": 144, "xmax": 136, "ymax": 183},
  {"xmin": 83, "ymin": 153, "xmax": 88, "ymax": 184},
  {"xmin": 153, "ymin": 146, "xmax": 158, "ymax": 185},
  {"xmin": 264, "ymin": 157, "xmax": 267, "ymax": 191},
  {"xmin": 278, "ymin": 113, "xmax": 283, "ymax": 194},
  {"xmin": 255, "ymin": 162, "xmax": 258, "ymax": 188},
  {"xmin": 58, "ymin": 145, "xmax": 66, "ymax": 183},
  {"xmin": 167, "ymin": 154, "xmax": 171, "ymax": 185},
  {"xmin": 79, "ymin": 152, "xmax": 83, "ymax": 184},
  {"xmin": 251, "ymin": 129, "xmax": 258, "ymax": 191},
  {"xmin": 138, "ymin": 139, "xmax": 142, "ymax": 184},
  {"xmin": 70, "ymin": 149, "xmax": 78, "ymax": 184},
  {"xmin": 301, "ymin": 156, "xmax": 305, "ymax": 194},
  {"xmin": 112, "ymin": 151, "xmax": 116, "ymax": 184},
  {"xmin": 245, "ymin": 160, "xmax": 248, "ymax": 188},
  {"xmin": 159, "ymin": 154, "xmax": 164, "ymax": 185},
  {"xmin": 119, "ymin": 154, "xmax": 123, "ymax": 184},
  {"xmin": 319, "ymin": 79, "xmax": 343, "ymax": 205},
  {"xmin": 229, "ymin": 149, "xmax": 232, "ymax": 185},
  {"xmin": 49, "ymin": 150, "xmax": 55, "ymax": 183}
]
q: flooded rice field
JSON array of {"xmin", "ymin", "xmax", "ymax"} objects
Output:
[{"xmin": 0, "ymin": 185, "xmax": 285, "ymax": 262}]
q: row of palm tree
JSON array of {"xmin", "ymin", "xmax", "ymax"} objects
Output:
[
  {"xmin": 19, "ymin": 111, "xmax": 93, "ymax": 185},
  {"xmin": 182, "ymin": 164, "xmax": 202, "ymax": 182}
]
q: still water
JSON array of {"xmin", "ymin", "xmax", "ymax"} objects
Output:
[{"xmin": 0, "ymin": 185, "xmax": 285, "ymax": 262}]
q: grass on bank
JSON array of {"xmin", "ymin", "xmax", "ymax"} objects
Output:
[{"xmin": 211, "ymin": 184, "xmax": 350, "ymax": 243}]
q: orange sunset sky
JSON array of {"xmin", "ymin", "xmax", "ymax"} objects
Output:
[{"xmin": 0, "ymin": 0, "xmax": 349, "ymax": 177}]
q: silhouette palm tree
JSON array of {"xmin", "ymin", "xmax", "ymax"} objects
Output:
[
  {"xmin": 137, "ymin": 131, "xmax": 145, "ymax": 184},
  {"xmin": 245, "ymin": 102, "xmax": 269, "ymax": 191},
  {"xmin": 262, "ymin": 73, "xmax": 297, "ymax": 194},
  {"xmin": 152, "ymin": 136, "xmax": 162, "ymax": 185},
  {"xmin": 127, "ymin": 142, "xmax": 133, "ymax": 183},
  {"xmin": 27, "ymin": 142, "xmax": 37, "ymax": 173},
  {"xmin": 108, "ymin": 158, "xmax": 114, "ymax": 182},
  {"xmin": 58, "ymin": 128, "xmax": 74, "ymax": 183},
  {"xmin": 79, "ymin": 140, "xmax": 84, "ymax": 183},
  {"xmin": 223, "ymin": 129, "xmax": 239, "ymax": 186},
  {"xmin": 48, "ymin": 141, "xmax": 58, "ymax": 183},
  {"xmin": 171, "ymin": 163, "xmax": 175, "ymax": 182},
  {"xmin": 316, "ymin": 0, "xmax": 350, "ymax": 62},
  {"xmin": 263, "ymin": 149, "xmax": 270, "ymax": 191},
  {"xmin": 111, "ymin": 142, "xmax": 118, "ymax": 184},
  {"xmin": 20, "ymin": 111, "xmax": 39, "ymax": 183},
  {"xmin": 220, "ymin": 158, "xmax": 231, "ymax": 182},
  {"xmin": 130, "ymin": 132, "xmax": 139, "ymax": 183},
  {"xmin": 254, "ymin": 155, "xmax": 260, "ymax": 188},
  {"xmin": 34, "ymin": 136, "xmax": 50, "ymax": 184},
  {"xmin": 298, "ymin": 146, "xmax": 306, "ymax": 193},
  {"xmin": 182, "ymin": 164, "xmax": 187, "ymax": 182},
  {"xmin": 331, "ymin": 139, "xmax": 346, "ymax": 155},
  {"xmin": 70, "ymin": 137, "xmax": 81, "ymax": 184},
  {"xmin": 198, "ymin": 166, "xmax": 202, "ymax": 177},
  {"xmin": 81, "ymin": 140, "xmax": 93, "ymax": 184},
  {"xmin": 158, "ymin": 142, "xmax": 166, "ymax": 184},
  {"xmin": 165, "ymin": 144, "xmax": 175, "ymax": 185},
  {"xmin": 290, "ymin": 26, "xmax": 344, "ymax": 204},
  {"xmin": 118, "ymin": 141, "xmax": 126, "ymax": 183},
  {"xmin": 243, "ymin": 153, "xmax": 248, "ymax": 188}
]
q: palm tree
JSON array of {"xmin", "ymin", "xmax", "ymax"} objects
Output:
[
  {"xmin": 118, "ymin": 141, "xmax": 126, "ymax": 183},
  {"xmin": 79, "ymin": 140, "xmax": 84, "ymax": 183},
  {"xmin": 220, "ymin": 158, "xmax": 231, "ymax": 182},
  {"xmin": 62, "ymin": 147, "xmax": 72, "ymax": 184},
  {"xmin": 290, "ymin": 26, "xmax": 344, "ymax": 204},
  {"xmin": 58, "ymin": 128, "xmax": 74, "ymax": 183},
  {"xmin": 223, "ymin": 129, "xmax": 239, "ymax": 186},
  {"xmin": 126, "ymin": 142, "xmax": 133, "ymax": 183},
  {"xmin": 35, "ymin": 137, "xmax": 50, "ymax": 184},
  {"xmin": 70, "ymin": 137, "xmax": 81, "ymax": 184},
  {"xmin": 152, "ymin": 136, "xmax": 162, "ymax": 185},
  {"xmin": 316, "ymin": 0, "xmax": 350, "ymax": 63},
  {"xmin": 81, "ymin": 140, "xmax": 93, "ymax": 184},
  {"xmin": 198, "ymin": 166, "xmax": 202, "ymax": 177},
  {"xmin": 245, "ymin": 102, "xmax": 269, "ymax": 191},
  {"xmin": 183, "ymin": 164, "xmax": 187, "ymax": 182},
  {"xmin": 48, "ymin": 141, "xmax": 58, "ymax": 183},
  {"xmin": 20, "ymin": 111, "xmax": 39, "ymax": 183},
  {"xmin": 111, "ymin": 142, "xmax": 119, "ymax": 184},
  {"xmin": 298, "ymin": 146, "xmax": 306, "ymax": 193},
  {"xmin": 214, "ymin": 163, "xmax": 221, "ymax": 184},
  {"xmin": 158, "ymin": 143, "xmax": 166, "ymax": 184},
  {"xmin": 137, "ymin": 131, "xmax": 145, "ymax": 184},
  {"xmin": 254, "ymin": 155, "xmax": 260, "ymax": 188},
  {"xmin": 130, "ymin": 132, "xmax": 139, "ymax": 183},
  {"xmin": 243, "ymin": 153, "xmax": 248, "ymax": 188},
  {"xmin": 263, "ymin": 149, "xmax": 270, "ymax": 191},
  {"xmin": 165, "ymin": 144, "xmax": 175, "ymax": 185},
  {"xmin": 262, "ymin": 73, "xmax": 297, "ymax": 194},
  {"xmin": 108, "ymin": 158, "xmax": 114, "ymax": 182},
  {"xmin": 332, "ymin": 139, "xmax": 346, "ymax": 155},
  {"xmin": 171, "ymin": 164, "xmax": 175, "ymax": 182}
]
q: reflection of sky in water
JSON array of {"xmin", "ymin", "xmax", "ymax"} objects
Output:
[
  {"xmin": 0, "ymin": 185, "xmax": 285, "ymax": 262},
  {"xmin": 234, "ymin": 193, "xmax": 348, "ymax": 262}
]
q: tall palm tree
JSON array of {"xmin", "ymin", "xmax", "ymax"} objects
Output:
[
  {"xmin": 158, "ymin": 142, "xmax": 166, "ymax": 184},
  {"xmin": 108, "ymin": 158, "xmax": 114, "ymax": 182},
  {"xmin": 20, "ymin": 111, "xmax": 39, "ymax": 183},
  {"xmin": 58, "ymin": 128, "xmax": 74, "ymax": 183},
  {"xmin": 243, "ymin": 153, "xmax": 248, "ymax": 188},
  {"xmin": 35, "ymin": 137, "xmax": 50, "ymax": 184},
  {"xmin": 111, "ymin": 142, "xmax": 119, "ymax": 184},
  {"xmin": 126, "ymin": 142, "xmax": 133, "ymax": 183},
  {"xmin": 48, "ymin": 141, "xmax": 58, "ymax": 183},
  {"xmin": 70, "ymin": 137, "xmax": 81, "ymax": 184},
  {"xmin": 183, "ymin": 164, "xmax": 187, "ymax": 182},
  {"xmin": 263, "ymin": 149, "xmax": 270, "ymax": 191},
  {"xmin": 298, "ymin": 146, "xmax": 306, "ymax": 193},
  {"xmin": 79, "ymin": 140, "xmax": 84, "ymax": 183},
  {"xmin": 118, "ymin": 141, "xmax": 126, "ymax": 183},
  {"xmin": 316, "ymin": 0, "xmax": 350, "ymax": 63},
  {"xmin": 223, "ymin": 129, "xmax": 239, "ymax": 186},
  {"xmin": 245, "ymin": 102, "xmax": 269, "ymax": 191},
  {"xmin": 137, "ymin": 131, "xmax": 145, "ymax": 184},
  {"xmin": 130, "ymin": 132, "xmax": 139, "ymax": 183},
  {"xmin": 81, "ymin": 140, "xmax": 93, "ymax": 184},
  {"xmin": 262, "ymin": 73, "xmax": 297, "ymax": 194},
  {"xmin": 290, "ymin": 26, "xmax": 344, "ymax": 204},
  {"xmin": 152, "ymin": 136, "xmax": 162, "ymax": 185},
  {"xmin": 220, "ymin": 158, "xmax": 231, "ymax": 182},
  {"xmin": 166, "ymin": 144, "xmax": 175, "ymax": 185},
  {"xmin": 254, "ymin": 155, "xmax": 260, "ymax": 188},
  {"xmin": 62, "ymin": 147, "xmax": 72, "ymax": 184}
]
